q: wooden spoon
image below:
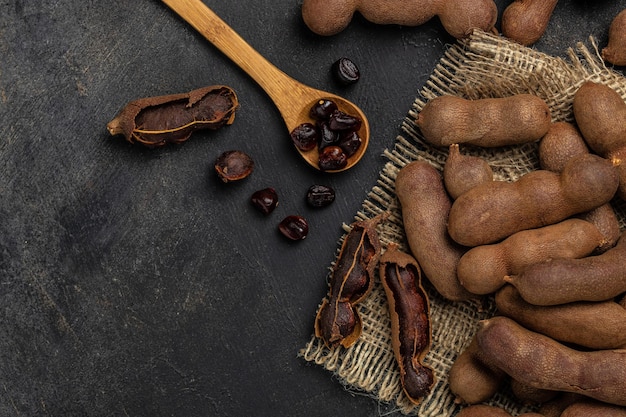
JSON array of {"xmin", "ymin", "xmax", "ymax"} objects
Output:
[{"xmin": 161, "ymin": 0, "xmax": 369, "ymax": 172}]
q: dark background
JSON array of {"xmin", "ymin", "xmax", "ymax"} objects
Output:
[{"xmin": 1, "ymin": 1, "xmax": 624, "ymax": 416}]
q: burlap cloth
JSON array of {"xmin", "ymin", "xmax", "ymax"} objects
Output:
[{"xmin": 299, "ymin": 30, "xmax": 626, "ymax": 415}]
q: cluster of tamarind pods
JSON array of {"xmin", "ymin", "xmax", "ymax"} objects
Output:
[
  {"xmin": 395, "ymin": 81, "xmax": 626, "ymax": 414},
  {"xmin": 301, "ymin": 0, "xmax": 626, "ymax": 66}
]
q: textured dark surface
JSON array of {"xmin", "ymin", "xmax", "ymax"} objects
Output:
[{"xmin": 1, "ymin": 1, "xmax": 624, "ymax": 416}]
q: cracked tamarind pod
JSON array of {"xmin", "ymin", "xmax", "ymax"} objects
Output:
[
  {"xmin": 301, "ymin": 0, "xmax": 497, "ymax": 39},
  {"xmin": 314, "ymin": 212, "xmax": 388, "ymax": 348},
  {"xmin": 107, "ymin": 85, "xmax": 239, "ymax": 147},
  {"xmin": 379, "ymin": 244, "xmax": 434, "ymax": 404}
]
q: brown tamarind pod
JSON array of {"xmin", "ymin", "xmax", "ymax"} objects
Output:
[
  {"xmin": 443, "ymin": 144, "xmax": 493, "ymax": 199},
  {"xmin": 448, "ymin": 335, "xmax": 506, "ymax": 405},
  {"xmin": 505, "ymin": 233, "xmax": 626, "ymax": 306},
  {"xmin": 457, "ymin": 404, "xmax": 545, "ymax": 417},
  {"xmin": 561, "ymin": 400, "xmax": 626, "ymax": 417},
  {"xmin": 496, "ymin": 285, "xmax": 626, "ymax": 349},
  {"xmin": 107, "ymin": 85, "xmax": 239, "ymax": 147},
  {"xmin": 314, "ymin": 213, "xmax": 388, "ymax": 348},
  {"xmin": 538, "ymin": 393, "xmax": 588, "ymax": 417},
  {"xmin": 395, "ymin": 161, "xmax": 475, "ymax": 301},
  {"xmin": 538, "ymin": 121, "xmax": 620, "ymax": 252},
  {"xmin": 379, "ymin": 244, "xmax": 434, "ymax": 404},
  {"xmin": 457, "ymin": 218, "xmax": 604, "ymax": 295},
  {"xmin": 476, "ymin": 316, "xmax": 626, "ymax": 406},
  {"xmin": 602, "ymin": 9, "xmax": 626, "ymax": 66},
  {"xmin": 510, "ymin": 379, "xmax": 558, "ymax": 405},
  {"xmin": 448, "ymin": 153, "xmax": 619, "ymax": 247},
  {"xmin": 501, "ymin": 0, "xmax": 559, "ymax": 46}
]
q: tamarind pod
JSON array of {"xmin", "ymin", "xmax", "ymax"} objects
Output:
[
  {"xmin": 448, "ymin": 153, "xmax": 618, "ymax": 247},
  {"xmin": 496, "ymin": 285, "xmax": 626, "ymax": 349},
  {"xmin": 448, "ymin": 335, "xmax": 506, "ymax": 405},
  {"xmin": 602, "ymin": 9, "xmax": 626, "ymax": 66},
  {"xmin": 510, "ymin": 379, "xmax": 558, "ymax": 405},
  {"xmin": 457, "ymin": 218, "xmax": 604, "ymax": 295},
  {"xmin": 476, "ymin": 316, "xmax": 626, "ymax": 406},
  {"xmin": 456, "ymin": 404, "xmax": 546, "ymax": 417},
  {"xmin": 505, "ymin": 233, "xmax": 626, "ymax": 306},
  {"xmin": 415, "ymin": 94, "xmax": 551, "ymax": 148},
  {"xmin": 379, "ymin": 244, "xmax": 433, "ymax": 404},
  {"xmin": 107, "ymin": 85, "xmax": 238, "ymax": 147},
  {"xmin": 538, "ymin": 393, "xmax": 588, "ymax": 417},
  {"xmin": 561, "ymin": 400, "xmax": 626, "ymax": 417},
  {"xmin": 538, "ymin": 121, "xmax": 620, "ymax": 253},
  {"xmin": 443, "ymin": 144, "xmax": 493, "ymax": 200},
  {"xmin": 501, "ymin": 0, "xmax": 559, "ymax": 46},
  {"xmin": 314, "ymin": 213, "xmax": 388, "ymax": 348},
  {"xmin": 395, "ymin": 161, "xmax": 475, "ymax": 301}
]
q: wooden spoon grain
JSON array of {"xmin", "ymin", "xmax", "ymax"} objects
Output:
[{"xmin": 161, "ymin": 0, "xmax": 370, "ymax": 172}]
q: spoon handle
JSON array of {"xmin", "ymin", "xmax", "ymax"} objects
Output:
[{"xmin": 162, "ymin": 0, "xmax": 308, "ymax": 125}]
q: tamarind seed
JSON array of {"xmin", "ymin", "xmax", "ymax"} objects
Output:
[
  {"xmin": 278, "ymin": 215, "xmax": 309, "ymax": 240},
  {"xmin": 290, "ymin": 122, "xmax": 319, "ymax": 151},
  {"xmin": 332, "ymin": 57, "xmax": 360, "ymax": 85},
  {"xmin": 309, "ymin": 99, "xmax": 338, "ymax": 121},
  {"xmin": 306, "ymin": 184, "xmax": 336, "ymax": 208},
  {"xmin": 329, "ymin": 110, "xmax": 362, "ymax": 132},
  {"xmin": 251, "ymin": 187, "xmax": 278, "ymax": 215},
  {"xmin": 318, "ymin": 146, "xmax": 348, "ymax": 171},
  {"xmin": 214, "ymin": 150, "xmax": 254, "ymax": 182},
  {"xmin": 317, "ymin": 121, "xmax": 339, "ymax": 150},
  {"xmin": 337, "ymin": 130, "xmax": 362, "ymax": 157}
]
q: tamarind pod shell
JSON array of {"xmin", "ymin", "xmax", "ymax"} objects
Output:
[
  {"xmin": 495, "ymin": 285, "xmax": 626, "ymax": 349},
  {"xmin": 561, "ymin": 400, "xmax": 626, "ymax": 417},
  {"xmin": 443, "ymin": 144, "xmax": 493, "ymax": 200},
  {"xmin": 379, "ymin": 244, "xmax": 434, "ymax": 404},
  {"xmin": 476, "ymin": 316, "xmax": 626, "ymax": 406},
  {"xmin": 395, "ymin": 161, "xmax": 475, "ymax": 301},
  {"xmin": 505, "ymin": 233, "xmax": 626, "ymax": 306},
  {"xmin": 501, "ymin": 0, "xmax": 559, "ymax": 46}
]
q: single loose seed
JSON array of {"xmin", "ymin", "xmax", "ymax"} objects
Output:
[
  {"xmin": 332, "ymin": 57, "xmax": 360, "ymax": 85},
  {"xmin": 306, "ymin": 185, "xmax": 336, "ymax": 208},
  {"xmin": 278, "ymin": 215, "xmax": 309, "ymax": 240},
  {"xmin": 318, "ymin": 146, "xmax": 348, "ymax": 171},
  {"xmin": 251, "ymin": 187, "xmax": 278, "ymax": 215},
  {"xmin": 215, "ymin": 150, "xmax": 254, "ymax": 182}
]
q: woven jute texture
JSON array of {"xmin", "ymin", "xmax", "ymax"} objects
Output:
[{"xmin": 299, "ymin": 30, "xmax": 626, "ymax": 416}]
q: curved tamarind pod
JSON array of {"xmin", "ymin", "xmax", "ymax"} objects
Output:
[
  {"xmin": 505, "ymin": 233, "xmax": 626, "ymax": 306},
  {"xmin": 496, "ymin": 285, "xmax": 626, "ymax": 349},
  {"xmin": 448, "ymin": 335, "xmax": 506, "ymax": 405},
  {"xmin": 501, "ymin": 0, "xmax": 559, "ymax": 46},
  {"xmin": 314, "ymin": 213, "xmax": 387, "ymax": 348},
  {"xmin": 379, "ymin": 244, "xmax": 433, "ymax": 404},
  {"xmin": 415, "ymin": 94, "xmax": 551, "ymax": 148},
  {"xmin": 602, "ymin": 9, "xmax": 626, "ymax": 66},
  {"xmin": 443, "ymin": 144, "xmax": 493, "ymax": 200},
  {"xmin": 457, "ymin": 218, "xmax": 605, "ymax": 295},
  {"xmin": 448, "ymin": 153, "xmax": 618, "ymax": 247},
  {"xmin": 538, "ymin": 121, "xmax": 620, "ymax": 252},
  {"xmin": 107, "ymin": 85, "xmax": 238, "ymax": 147},
  {"xmin": 476, "ymin": 316, "xmax": 626, "ymax": 407},
  {"xmin": 395, "ymin": 161, "xmax": 475, "ymax": 301}
]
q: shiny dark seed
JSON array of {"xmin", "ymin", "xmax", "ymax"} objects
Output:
[
  {"xmin": 290, "ymin": 123, "xmax": 318, "ymax": 151},
  {"xmin": 329, "ymin": 110, "xmax": 362, "ymax": 132},
  {"xmin": 317, "ymin": 121, "xmax": 339, "ymax": 150},
  {"xmin": 215, "ymin": 150, "xmax": 254, "ymax": 182},
  {"xmin": 310, "ymin": 99, "xmax": 338, "ymax": 121},
  {"xmin": 278, "ymin": 215, "xmax": 309, "ymax": 241},
  {"xmin": 318, "ymin": 146, "xmax": 348, "ymax": 171},
  {"xmin": 251, "ymin": 187, "xmax": 278, "ymax": 215},
  {"xmin": 306, "ymin": 185, "xmax": 336, "ymax": 208},
  {"xmin": 337, "ymin": 131, "xmax": 362, "ymax": 157},
  {"xmin": 332, "ymin": 57, "xmax": 360, "ymax": 85}
]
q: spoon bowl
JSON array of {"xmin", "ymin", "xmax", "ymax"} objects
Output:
[{"xmin": 162, "ymin": 0, "xmax": 369, "ymax": 172}]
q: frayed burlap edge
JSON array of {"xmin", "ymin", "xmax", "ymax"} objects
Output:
[{"xmin": 299, "ymin": 30, "xmax": 626, "ymax": 416}]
